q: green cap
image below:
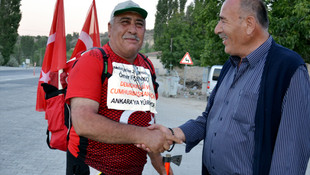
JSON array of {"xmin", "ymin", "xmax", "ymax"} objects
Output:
[{"xmin": 110, "ymin": 0, "xmax": 148, "ymax": 20}]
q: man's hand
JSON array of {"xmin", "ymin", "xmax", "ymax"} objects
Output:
[
  {"xmin": 148, "ymin": 152, "xmax": 174, "ymax": 175},
  {"xmin": 149, "ymin": 124, "xmax": 185, "ymax": 142},
  {"xmin": 136, "ymin": 124, "xmax": 184, "ymax": 152},
  {"xmin": 140, "ymin": 128, "xmax": 170, "ymax": 153}
]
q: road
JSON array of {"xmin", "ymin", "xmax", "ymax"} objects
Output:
[{"xmin": 0, "ymin": 67, "xmax": 205, "ymax": 175}]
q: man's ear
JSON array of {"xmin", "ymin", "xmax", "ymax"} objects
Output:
[
  {"xmin": 108, "ymin": 22, "xmax": 111, "ymax": 38},
  {"xmin": 246, "ymin": 16, "xmax": 256, "ymax": 35}
]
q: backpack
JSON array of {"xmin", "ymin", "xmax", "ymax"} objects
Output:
[{"xmin": 41, "ymin": 47, "xmax": 158, "ymax": 151}]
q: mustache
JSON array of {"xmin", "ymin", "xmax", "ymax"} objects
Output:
[
  {"xmin": 123, "ymin": 35, "xmax": 140, "ymax": 41},
  {"xmin": 219, "ymin": 33, "xmax": 227, "ymax": 40}
]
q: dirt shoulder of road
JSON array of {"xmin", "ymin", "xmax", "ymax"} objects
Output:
[{"xmin": 154, "ymin": 61, "xmax": 310, "ymax": 102}]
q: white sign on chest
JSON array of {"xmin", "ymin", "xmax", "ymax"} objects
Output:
[{"xmin": 107, "ymin": 62, "xmax": 157, "ymax": 113}]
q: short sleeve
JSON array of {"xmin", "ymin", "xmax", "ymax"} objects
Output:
[{"xmin": 66, "ymin": 50, "xmax": 103, "ymax": 103}]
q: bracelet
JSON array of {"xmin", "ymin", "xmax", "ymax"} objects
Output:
[{"xmin": 167, "ymin": 128, "xmax": 175, "ymax": 152}]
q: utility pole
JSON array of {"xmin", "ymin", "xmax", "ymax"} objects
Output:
[{"xmin": 169, "ymin": 38, "xmax": 173, "ymax": 74}]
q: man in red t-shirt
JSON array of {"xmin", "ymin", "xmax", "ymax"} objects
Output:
[{"xmin": 65, "ymin": 1, "xmax": 180, "ymax": 175}]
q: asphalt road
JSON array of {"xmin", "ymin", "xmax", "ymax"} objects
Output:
[{"xmin": 0, "ymin": 66, "xmax": 205, "ymax": 175}]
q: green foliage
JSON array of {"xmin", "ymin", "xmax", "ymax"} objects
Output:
[
  {"xmin": 66, "ymin": 32, "xmax": 79, "ymax": 52},
  {"xmin": 20, "ymin": 36, "xmax": 34, "ymax": 58},
  {"xmin": 66, "ymin": 33, "xmax": 74, "ymax": 52},
  {"xmin": 16, "ymin": 35, "xmax": 47, "ymax": 66},
  {"xmin": 154, "ymin": 0, "xmax": 310, "ymax": 67},
  {"xmin": 154, "ymin": 0, "xmax": 169, "ymax": 52},
  {"xmin": 11, "ymin": 40, "xmax": 21, "ymax": 64},
  {"xmin": 154, "ymin": 0, "xmax": 228, "ymax": 68},
  {"xmin": 154, "ymin": 0, "xmax": 193, "ymax": 69},
  {"xmin": 6, "ymin": 56, "xmax": 19, "ymax": 67},
  {"xmin": 32, "ymin": 47, "xmax": 45, "ymax": 66},
  {"xmin": 100, "ymin": 32, "xmax": 109, "ymax": 46},
  {"xmin": 12, "ymin": 29, "xmax": 155, "ymax": 67},
  {"xmin": 140, "ymin": 42, "xmax": 155, "ymax": 54},
  {"xmin": 268, "ymin": 0, "xmax": 310, "ymax": 63},
  {"xmin": 162, "ymin": 12, "xmax": 192, "ymax": 68},
  {"xmin": 33, "ymin": 36, "xmax": 48, "ymax": 66},
  {"xmin": 0, "ymin": 0, "xmax": 22, "ymax": 66},
  {"xmin": 0, "ymin": 54, "xmax": 4, "ymax": 65},
  {"xmin": 11, "ymin": 0, "xmax": 309, "ymax": 68},
  {"xmin": 197, "ymin": 0, "xmax": 228, "ymax": 66}
]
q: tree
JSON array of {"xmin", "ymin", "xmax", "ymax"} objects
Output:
[
  {"xmin": 154, "ymin": 0, "xmax": 310, "ymax": 67},
  {"xmin": 196, "ymin": 0, "xmax": 228, "ymax": 66},
  {"xmin": 154, "ymin": 0, "xmax": 169, "ymax": 52},
  {"xmin": 20, "ymin": 36, "xmax": 34, "ymax": 59},
  {"xmin": 154, "ymin": 0, "xmax": 228, "ymax": 68},
  {"xmin": 100, "ymin": 32, "xmax": 109, "ymax": 46},
  {"xmin": 0, "ymin": 0, "xmax": 21, "ymax": 66},
  {"xmin": 33, "ymin": 35, "xmax": 47, "ymax": 66},
  {"xmin": 161, "ymin": 12, "xmax": 191, "ymax": 68},
  {"xmin": 179, "ymin": 0, "xmax": 187, "ymax": 12},
  {"xmin": 66, "ymin": 33, "xmax": 74, "ymax": 52},
  {"xmin": 267, "ymin": 0, "xmax": 310, "ymax": 63},
  {"xmin": 140, "ymin": 42, "xmax": 152, "ymax": 54},
  {"xmin": 154, "ymin": 0, "xmax": 194, "ymax": 69}
]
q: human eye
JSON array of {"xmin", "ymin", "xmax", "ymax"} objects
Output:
[
  {"xmin": 121, "ymin": 20, "xmax": 130, "ymax": 25},
  {"xmin": 136, "ymin": 20, "xmax": 145, "ymax": 28},
  {"xmin": 219, "ymin": 17, "xmax": 225, "ymax": 23},
  {"xmin": 120, "ymin": 18, "xmax": 131, "ymax": 25}
]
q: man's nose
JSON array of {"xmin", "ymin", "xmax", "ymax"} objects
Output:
[
  {"xmin": 128, "ymin": 23, "xmax": 137, "ymax": 34},
  {"xmin": 214, "ymin": 21, "xmax": 222, "ymax": 34}
]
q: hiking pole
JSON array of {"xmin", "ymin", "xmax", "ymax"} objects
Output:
[{"xmin": 163, "ymin": 154, "xmax": 182, "ymax": 175}]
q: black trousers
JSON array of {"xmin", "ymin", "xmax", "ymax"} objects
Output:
[{"xmin": 66, "ymin": 151, "xmax": 90, "ymax": 175}]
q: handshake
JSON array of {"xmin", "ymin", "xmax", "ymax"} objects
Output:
[{"xmin": 136, "ymin": 124, "xmax": 185, "ymax": 153}]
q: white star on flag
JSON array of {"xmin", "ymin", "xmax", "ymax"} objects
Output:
[{"xmin": 39, "ymin": 71, "xmax": 51, "ymax": 83}]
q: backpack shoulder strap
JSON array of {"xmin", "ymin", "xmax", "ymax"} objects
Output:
[
  {"xmin": 139, "ymin": 53, "xmax": 154, "ymax": 73},
  {"xmin": 138, "ymin": 53, "xmax": 159, "ymax": 94},
  {"xmin": 96, "ymin": 47, "xmax": 112, "ymax": 84}
]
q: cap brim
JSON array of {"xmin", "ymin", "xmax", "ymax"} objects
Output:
[{"xmin": 114, "ymin": 7, "xmax": 148, "ymax": 19}]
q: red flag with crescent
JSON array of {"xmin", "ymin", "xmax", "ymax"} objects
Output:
[
  {"xmin": 70, "ymin": 0, "xmax": 101, "ymax": 59},
  {"xmin": 36, "ymin": 0, "xmax": 66, "ymax": 112}
]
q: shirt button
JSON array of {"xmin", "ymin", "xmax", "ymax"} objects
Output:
[
  {"xmin": 214, "ymin": 132, "xmax": 217, "ymax": 136},
  {"xmin": 219, "ymin": 117, "xmax": 223, "ymax": 121},
  {"xmin": 225, "ymin": 101, "xmax": 229, "ymax": 105},
  {"xmin": 211, "ymin": 150, "xmax": 214, "ymax": 153},
  {"xmin": 212, "ymin": 166, "xmax": 215, "ymax": 169}
]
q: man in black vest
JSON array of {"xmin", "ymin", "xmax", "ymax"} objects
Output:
[{"xmin": 143, "ymin": 0, "xmax": 310, "ymax": 174}]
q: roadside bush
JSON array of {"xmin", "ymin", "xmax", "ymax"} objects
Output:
[
  {"xmin": 6, "ymin": 57, "xmax": 19, "ymax": 67},
  {"xmin": 0, "ymin": 54, "xmax": 4, "ymax": 65}
]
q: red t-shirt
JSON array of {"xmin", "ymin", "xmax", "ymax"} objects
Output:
[{"xmin": 66, "ymin": 44, "xmax": 158, "ymax": 175}]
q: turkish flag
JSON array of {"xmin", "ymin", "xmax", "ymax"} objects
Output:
[
  {"xmin": 36, "ymin": 0, "xmax": 66, "ymax": 112},
  {"xmin": 70, "ymin": 0, "xmax": 101, "ymax": 59}
]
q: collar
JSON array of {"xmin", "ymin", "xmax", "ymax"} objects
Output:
[{"xmin": 229, "ymin": 36, "xmax": 273, "ymax": 68}]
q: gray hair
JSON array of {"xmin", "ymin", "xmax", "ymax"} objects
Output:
[
  {"xmin": 110, "ymin": 17, "xmax": 115, "ymax": 25},
  {"xmin": 239, "ymin": 0, "xmax": 269, "ymax": 29}
]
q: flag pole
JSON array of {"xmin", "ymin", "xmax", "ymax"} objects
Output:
[{"xmin": 58, "ymin": 69, "xmax": 63, "ymax": 90}]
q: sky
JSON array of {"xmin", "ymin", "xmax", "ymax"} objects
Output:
[{"xmin": 18, "ymin": 0, "xmax": 193, "ymax": 36}]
